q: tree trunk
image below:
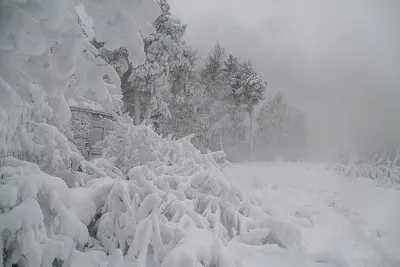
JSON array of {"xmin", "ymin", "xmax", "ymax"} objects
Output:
[
  {"xmin": 133, "ymin": 88, "xmax": 140, "ymax": 126},
  {"xmin": 249, "ymin": 110, "xmax": 254, "ymax": 162},
  {"xmin": 219, "ymin": 129, "xmax": 224, "ymax": 151},
  {"xmin": 235, "ymin": 126, "xmax": 239, "ymax": 160},
  {"xmin": 145, "ymin": 91, "xmax": 152, "ymax": 125}
]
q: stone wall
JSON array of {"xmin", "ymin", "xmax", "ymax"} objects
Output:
[{"xmin": 69, "ymin": 109, "xmax": 91, "ymax": 159}]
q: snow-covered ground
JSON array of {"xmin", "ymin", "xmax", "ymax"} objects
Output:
[{"xmin": 225, "ymin": 162, "xmax": 400, "ymax": 267}]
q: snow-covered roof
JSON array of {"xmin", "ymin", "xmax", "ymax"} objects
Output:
[{"xmin": 69, "ymin": 106, "xmax": 113, "ymax": 118}]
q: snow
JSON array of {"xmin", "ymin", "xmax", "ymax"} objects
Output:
[
  {"xmin": 1, "ymin": 2, "xmax": 397, "ymax": 263},
  {"xmin": 75, "ymin": 5, "xmax": 95, "ymax": 40},
  {"xmin": 226, "ymin": 162, "xmax": 400, "ymax": 267},
  {"xmin": 2, "ymin": 127, "xmax": 400, "ymax": 267},
  {"xmin": 68, "ymin": 187, "xmax": 97, "ymax": 226},
  {"xmin": 1, "ymin": 0, "xmax": 398, "ymax": 266},
  {"xmin": 161, "ymin": 226, "xmax": 238, "ymax": 267}
]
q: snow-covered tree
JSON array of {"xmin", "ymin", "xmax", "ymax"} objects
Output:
[
  {"xmin": 128, "ymin": 1, "xmax": 189, "ymax": 125},
  {"xmin": 95, "ymin": 45, "xmax": 137, "ymax": 121},
  {"xmin": 0, "ymin": 0, "xmax": 160, "ymax": 168},
  {"xmin": 226, "ymin": 59, "xmax": 267, "ymax": 161},
  {"xmin": 199, "ymin": 43, "xmax": 233, "ymax": 151},
  {"xmin": 155, "ymin": 47, "xmax": 212, "ymax": 151},
  {"xmin": 222, "ymin": 54, "xmax": 247, "ymax": 158},
  {"xmin": 156, "ymin": 43, "xmax": 236, "ymax": 153},
  {"xmin": 154, "ymin": 45, "xmax": 267, "ymax": 161}
]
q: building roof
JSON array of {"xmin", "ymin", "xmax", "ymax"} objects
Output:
[{"xmin": 69, "ymin": 106, "xmax": 113, "ymax": 118}]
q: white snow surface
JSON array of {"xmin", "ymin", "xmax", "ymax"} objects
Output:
[{"xmin": 225, "ymin": 162, "xmax": 400, "ymax": 267}]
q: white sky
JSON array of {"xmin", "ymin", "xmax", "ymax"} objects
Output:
[{"xmin": 168, "ymin": 0, "xmax": 400, "ymax": 154}]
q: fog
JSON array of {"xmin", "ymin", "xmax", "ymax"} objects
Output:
[{"xmin": 169, "ymin": 0, "xmax": 400, "ymax": 158}]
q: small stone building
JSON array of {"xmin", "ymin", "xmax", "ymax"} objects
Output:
[{"xmin": 69, "ymin": 107, "xmax": 113, "ymax": 160}]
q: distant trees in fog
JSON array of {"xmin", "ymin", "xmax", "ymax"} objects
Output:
[
  {"xmin": 101, "ymin": 21, "xmax": 307, "ymax": 162},
  {"xmin": 140, "ymin": 41, "xmax": 308, "ymax": 162},
  {"xmin": 255, "ymin": 93, "xmax": 308, "ymax": 161}
]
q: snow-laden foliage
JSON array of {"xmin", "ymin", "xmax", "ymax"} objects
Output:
[
  {"xmin": 198, "ymin": 44, "xmax": 237, "ymax": 151},
  {"xmin": 93, "ymin": 115, "xmax": 300, "ymax": 263},
  {"xmin": 0, "ymin": 1, "xmax": 103, "ymax": 167},
  {"xmin": 152, "ymin": 43, "xmax": 276, "ymax": 161},
  {"xmin": 99, "ymin": 47, "xmax": 131, "ymax": 79},
  {"xmin": 128, "ymin": 2, "xmax": 189, "ymax": 121},
  {"xmin": 226, "ymin": 60, "xmax": 267, "ymax": 114},
  {"xmin": 0, "ymin": 0, "xmax": 160, "ymax": 172},
  {"xmin": 18, "ymin": 122, "xmax": 84, "ymax": 174},
  {"xmin": 333, "ymin": 147, "xmax": 400, "ymax": 187},
  {"xmin": 0, "ymin": 157, "xmax": 91, "ymax": 267},
  {"xmin": 157, "ymin": 44, "xmax": 267, "ymax": 157},
  {"xmin": 224, "ymin": 56, "xmax": 267, "ymax": 161},
  {"xmin": 1, "ymin": 118, "xmax": 301, "ymax": 267},
  {"xmin": 75, "ymin": 0, "xmax": 160, "ymax": 67},
  {"xmin": 156, "ymin": 45, "xmax": 224, "ymax": 152}
]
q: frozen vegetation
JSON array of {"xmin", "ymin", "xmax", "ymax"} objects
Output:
[{"xmin": 0, "ymin": 0, "xmax": 399, "ymax": 267}]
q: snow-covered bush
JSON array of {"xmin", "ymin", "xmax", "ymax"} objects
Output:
[
  {"xmin": 18, "ymin": 122, "xmax": 84, "ymax": 174},
  {"xmin": 333, "ymin": 147, "xmax": 400, "ymax": 187},
  {"xmin": 90, "ymin": 114, "xmax": 300, "ymax": 265},
  {"xmin": 96, "ymin": 114, "xmax": 229, "ymax": 174},
  {"xmin": 1, "ymin": 118, "xmax": 301, "ymax": 266},
  {"xmin": 0, "ymin": 157, "xmax": 91, "ymax": 266}
]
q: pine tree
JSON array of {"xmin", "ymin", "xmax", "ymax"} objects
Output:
[
  {"xmin": 222, "ymin": 54, "xmax": 245, "ymax": 158},
  {"xmin": 226, "ymin": 60, "xmax": 267, "ymax": 161},
  {"xmin": 128, "ymin": 2, "xmax": 189, "ymax": 125},
  {"xmin": 155, "ymin": 47, "xmax": 211, "ymax": 150},
  {"xmin": 199, "ymin": 43, "xmax": 232, "ymax": 151}
]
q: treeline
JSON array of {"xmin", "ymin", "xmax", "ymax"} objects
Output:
[
  {"xmin": 156, "ymin": 43, "xmax": 268, "ymax": 162},
  {"xmin": 99, "ymin": 2, "xmax": 308, "ymax": 162}
]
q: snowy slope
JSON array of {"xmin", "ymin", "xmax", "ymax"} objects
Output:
[{"xmin": 225, "ymin": 162, "xmax": 400, "ymax": 267}]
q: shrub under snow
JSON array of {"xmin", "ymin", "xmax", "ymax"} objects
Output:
[
  {"xmin": 0, "ymin": 116, "xmax": 301, "ymax": 267},
  {"xmin": 333, "ymin": 148, "xmax": 400, "ymax": 187}
]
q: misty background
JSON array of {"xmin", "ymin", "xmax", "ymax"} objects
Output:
[{"xmin": 169, "ymin": 0, "xmax": 400, "ymax": 159}]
